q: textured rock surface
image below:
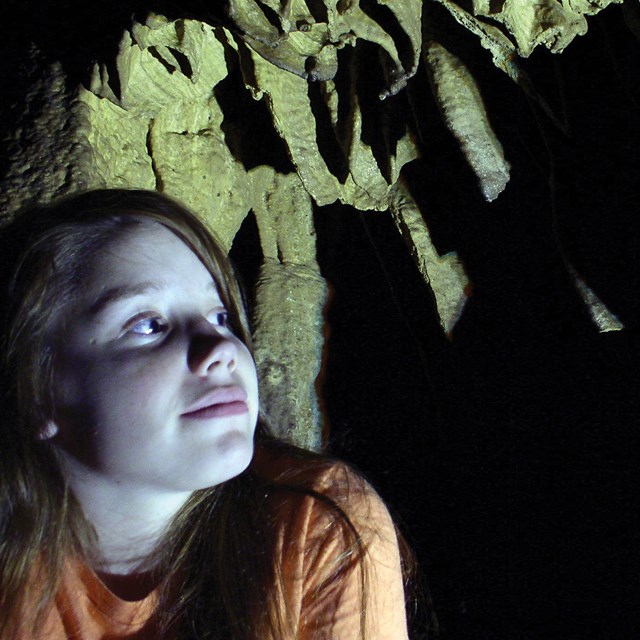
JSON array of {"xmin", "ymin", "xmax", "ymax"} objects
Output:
[
  {"xmin": 250, "ymin": 168, "xmax": 327, "ymax": 450},
  {"xmin": 0, "ymin": 52, "xmax": 90, "ymax": 214},
  {"xmin": 0, "ymin": 2, "xmax": 626, "ymax": 452},
  {"xmin": 253, "ymin": 257, "xmax": 327, "ymax": 450},
  {"xmin": 242, "ymin": 41, "xmax": 419, "ymax": 209},
  {"xmin": 425, "ymin": 41, "xmax": 511, "ymax": 202},
  {"xmin": 567, "ymin": 264, "xmax": 624, "ymax": 333},
  {"xmin": 438, "ymin": 0, "xmax": 623, "ymax": 59},
  {"xmin": 85, "ymin": 18, "xmax": 251, "ymax": 248},
  {"xmin": 227, "ymin": 0, "xmax": 423, "ymax": 96},
  {"xmin": 389, "ymin": 182, "xmax": 469, "ymax": 335}
]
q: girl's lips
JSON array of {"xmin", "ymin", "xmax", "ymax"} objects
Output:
[
  {"xmin": 181, "ymin": 400, "xmax": 248, "ymax": 420},
  {"xmin": 181, "ymin": 385, "xmax": 248, "ymax": 418}
]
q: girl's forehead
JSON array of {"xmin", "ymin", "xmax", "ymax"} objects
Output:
[
  {"xmin": 99, "ymin": 220, "xmax": 199, "ymax": 265},
  {"xmin": 85, "ymin": 221, "xmax": 218, "ymax": 298}
]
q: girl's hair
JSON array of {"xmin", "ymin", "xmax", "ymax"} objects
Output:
[{"xmin": 0, "ymin": 190, "xmax": 391, "ymax": 639}]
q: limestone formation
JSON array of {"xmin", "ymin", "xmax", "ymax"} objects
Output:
[
  {"xmin": 0, "ymin": 53, "xmax": 88, "ymax": 215},
  {"xmin": 251, "ymin": 169, "xmax": 327, "ymax": 450},
  {"xmin": 432, "ymin": 0, "xmax": 621, "ymax": 130},
  {"xmin": 437, "ymin": 0, "xmax": 623, "ymax": 61},
  {"xmin": 424, "ymin": 41, "xmax": 511, "ymax": 203},
  {"xmin": 232, "ymin": 12, "xmax": 421, "ymax": 211},
  {"xmin": 567, "ymin": 264, "xmax": 625, "ymax": 333},
  {"xmin": 227, "ymin": 0, "xmax": 423, "ymax": 96},
  {"xmin": 389, "ymin": 182, "xmax": 468, "ymax": 335},
  {"xmin": 0, "ymin": 1, "xmax": 625, "ymax": 449},
  {"xmin": 85, "ymin": 18, "xmax": 252, "ymax": 248}
]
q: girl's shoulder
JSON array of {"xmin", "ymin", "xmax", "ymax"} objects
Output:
[
  {"xmin": 251, "ymin": 444, "xmax": 395, "ymax": 539},
  {"xmin": 250, "ymin": 444, "xmax": 410, "ymax": 639}
]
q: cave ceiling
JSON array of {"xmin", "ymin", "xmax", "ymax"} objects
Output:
[{"xmin": 0, "ymin": 0, "xmax": 635, "ymax": 445}]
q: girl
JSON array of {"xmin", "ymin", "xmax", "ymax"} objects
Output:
[{"xmin": 0, "ymin": 189, "xmax": 411, "ymax": 639}]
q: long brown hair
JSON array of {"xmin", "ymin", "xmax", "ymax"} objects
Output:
[{"xmin": 0, "ymin": 189, "xmax": 385, "ymax": 639}]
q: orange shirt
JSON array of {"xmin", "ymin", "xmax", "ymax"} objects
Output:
[{"xmin": 20, "ymin": 456, "xmax": 408, "ymax": 639}]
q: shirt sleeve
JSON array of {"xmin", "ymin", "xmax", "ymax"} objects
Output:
[{"xmin": 292, "ymin": 464, "xmax": 410, "ymax": 640}]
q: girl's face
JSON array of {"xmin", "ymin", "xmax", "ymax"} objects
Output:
[{"xmin": 46, "ymin": 221, "xmax": 259, "ymax": 494}]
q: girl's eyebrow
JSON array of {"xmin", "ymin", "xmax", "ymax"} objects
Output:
[
  {"xmin": 88, "ymin": 282, "xmax": 161, "ymax": 316},
  {"xmin": 88, "ymin": 281, "xmax": 219, "ymax": 316}
]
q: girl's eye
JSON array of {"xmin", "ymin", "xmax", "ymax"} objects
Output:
[
  {"xmin": 210, "ymin": 311, "xmax": 229, "ymax": 328},
  {"xmin": 125, "ymin": 315, "xmax": 168, "ymax": 336}
]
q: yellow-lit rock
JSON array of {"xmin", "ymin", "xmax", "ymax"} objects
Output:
[
  {"xmin": 78, "ymin": 91, "xmax": 155, "ymax": 190},
  {"xmin": 250, "ymin": 169, "xmax": 327, "ymax": 450},
  {"xmin": 228, "ymin": 0, "xmax": 423, "ymax": 95},
  {"xmin": 0, "ymin": 0, "xmax": 626, "ymax": 458},
  {"xmin": 86, "ymin": 19, "xmax": 252, "ymax": 246},
  {"xmin": 389, "ymin": 182, "xmax": 469, "ymax": 335},
  {"xmin": 240, "ymin": 40, "xmax": 418, "ymax": 210},
  {"xmin": 425, "ymin": 42, "xmax": 511, "ymax": 202},
  {"xmin": 438, "ymin": 0, "xmax": 623, "ymax": 59}
]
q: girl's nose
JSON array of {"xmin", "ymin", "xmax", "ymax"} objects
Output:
[{"xmin": 188, "ymin": 322, "xmax": 238, "ymax": 376}]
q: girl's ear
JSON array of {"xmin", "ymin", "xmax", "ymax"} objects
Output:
[{"xmin": 38, "ymin": 420, "xmax": 59, "ymax": 441}]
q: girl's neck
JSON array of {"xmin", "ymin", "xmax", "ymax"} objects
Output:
[{"xmin": 61, "ymin": 452, "xmax": 191, "ymax": 582}]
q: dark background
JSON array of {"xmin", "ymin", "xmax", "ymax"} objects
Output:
[{"xmin": 313, "ymin": 6, "xmax": 640, "ymax": 639}]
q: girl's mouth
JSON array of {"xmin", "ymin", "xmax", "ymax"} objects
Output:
[{"xmin": 181, "ymin": 385, "xmax": 248, "ymax": 419}]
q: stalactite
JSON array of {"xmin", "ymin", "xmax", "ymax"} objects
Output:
[
  {"xmin": 0, "ymin": 1, "xmax": 628, "ymax": 453},
  {"xmin": 424, "ymin": 41, "xmax": 511, "ymax": 203},
  {"xmin": 251, "ymin": 169, "xmax": 327, "ymax": 450},
  {"xmin": 389, "ymin": 181, "xmax": 469, "ymax": 335}
]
